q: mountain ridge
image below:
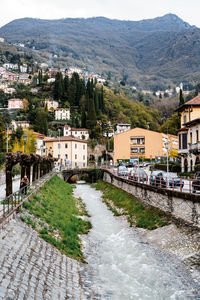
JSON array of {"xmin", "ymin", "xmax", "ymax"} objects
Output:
[{"xmin": 0, "ymin": 14, "xmax": 199, "ymax": 89}]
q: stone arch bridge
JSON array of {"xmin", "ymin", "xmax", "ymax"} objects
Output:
[{"xmin": 62, "ymin": 168, "xmax": 101, "ymax": 182}]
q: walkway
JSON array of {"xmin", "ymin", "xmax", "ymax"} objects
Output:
[{"xmin": 0, "ymin": 218, "xmax": 87, "ymax": 300}]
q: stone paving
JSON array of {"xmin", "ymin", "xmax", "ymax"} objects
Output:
[{"xmin": 0, "ymin": 218, "xmax": 90, "ymax": 300}]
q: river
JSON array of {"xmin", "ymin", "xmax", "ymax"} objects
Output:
[{"xmin": 74, "ymin": 183, "xmax": 200, "ymax": 300}]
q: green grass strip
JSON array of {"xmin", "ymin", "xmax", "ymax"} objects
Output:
[
  {"xmin": 93, "ymin": 181, "xmax": 169, "ymax": 230},
  {"xmin": 21, "ymin": 175, "xmax": 91, "ymax": 262}
]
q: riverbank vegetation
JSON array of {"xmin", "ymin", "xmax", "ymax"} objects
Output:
[
  {"xmin": 19, "ymin": 175, "xmax": 91, "ymax": 262},
  {"xmin": 93, "ymin": 181, "xmax": 169, "ymax": 230}
]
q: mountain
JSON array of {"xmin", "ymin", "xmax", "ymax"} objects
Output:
[{"xmin": 0, "ymin": 14, "xmax": 199, "ymax": 89}]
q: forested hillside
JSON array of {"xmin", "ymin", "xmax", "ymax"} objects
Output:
[{"xmin": 1, "ymin": 14, "xmax": 200, "ymax": 89}]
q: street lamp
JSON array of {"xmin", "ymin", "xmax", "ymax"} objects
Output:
[
  {"xmin": 23, "ymin": 133, "xmax": 27, "ymax": 153},
  {"xmin": 165, "ymin": 141, "xmax": 169, "ymax": 175}
]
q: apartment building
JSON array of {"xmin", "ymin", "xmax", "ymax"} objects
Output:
[
  {"xmin": 43, "ymin": 136, "xmax": 87, "ymax": 168},
  {"xmin": 177, "ymin": 94, "xmax": 200, "ymax": 172},
  {"xmin": 55, "ymin": 108, "xmax": 70, "ymax": 120},
  {"xmin": 114, "ymin": 127, "xmax": 178, "ymax": 163}
]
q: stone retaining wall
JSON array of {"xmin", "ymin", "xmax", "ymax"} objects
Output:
[{"xmin": 103, "ymin": 170, "xmax": 200, "ymax": 229}]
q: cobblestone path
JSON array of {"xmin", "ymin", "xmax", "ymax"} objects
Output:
[{"xmin": 0, "ymin": 218, "xmax": 90, "ymax": 300}]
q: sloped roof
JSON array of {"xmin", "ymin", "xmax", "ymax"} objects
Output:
[{"xmin": 176, "ymin": 94, "xmax": 200, "ymax": 111}]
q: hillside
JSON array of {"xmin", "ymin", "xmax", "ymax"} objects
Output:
[{"xmin": 0, "ymin": 14, "xmax": 200, "ymax": 89}]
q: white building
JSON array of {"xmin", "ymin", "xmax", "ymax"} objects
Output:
[
  {"xmin": 64, "ymin": 125, "xmax": 89, "ymax": 140},
  {"xmin": 44, "ymin": 136, "xmax": 88, "ymax": 168},
  {"xmin": 8, "ymin": 98, "xmax": 23, "ymax": 110},
  {"xmin": 115, "ymin": 123, "xmax": 131, "ymax": 134},
  {"xmin": 0, "ymin": 38, "xmax": 4, "ymax": 43},
  {"xmin": 55, "ymin": 108, "xmax": 70, "ymax": 120},
  {"xmin": 44, "ymin": 99, "xmax": 59, "ymax": 111},
  {"xmin": 3, "ymin": 63, "xmax": 18, "ymax": 70},
  {"xmin": 11, "ymin": 120, "xmax": 30, "ymax": 131}
]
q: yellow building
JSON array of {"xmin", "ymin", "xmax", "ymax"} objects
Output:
[
  {"xmin": 114, "ymin": 127, "xmax": 178, "ymax": 163},
  {"xmin": 177, "ymin": 93, "xmax": 200, "ymax": 172},
  {"xmin": 44, "ymin": 136, "xmax": 87, "ymax": 168}
]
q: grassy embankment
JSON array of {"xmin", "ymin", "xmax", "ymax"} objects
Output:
[
  {"xmin": 93, "ymin": 181, "xmax": 169, "ymax": 230},
  {"xmin": 20, "ymin": 175, "xmax": 91, "ymax": 262}
]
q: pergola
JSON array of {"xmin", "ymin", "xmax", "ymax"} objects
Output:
[{"xmin": 6, "ymin": 151, "xmax": 56, "ymax": 197}]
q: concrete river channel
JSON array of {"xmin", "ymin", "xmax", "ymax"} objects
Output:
[{"xmin": 74, "ymin": 183, "xmax": 200, "ymax": 300}]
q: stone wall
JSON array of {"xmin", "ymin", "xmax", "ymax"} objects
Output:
[{"xmin": 103, "ymin": 170, "xmax": 200, "ymax": 229}]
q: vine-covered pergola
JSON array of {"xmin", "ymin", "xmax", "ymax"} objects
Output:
[{"xmin": 6, "ymin": 151, "xmax": 56, "ymax": 197}]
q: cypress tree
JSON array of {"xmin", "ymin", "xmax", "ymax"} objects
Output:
[
  {"xmin": 179, "ymin": 89, "xmax": 184, "ymax": 106},
  {"xmin": 81, "ymin": 109, "xmax": 87, "ymax": 128},
  {"xmin": 86, "ymin": 98, "xmax": 97, "ymax": 129}
]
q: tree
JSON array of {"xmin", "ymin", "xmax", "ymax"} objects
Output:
[
  {"xmin": 86, "ymin": 98, "xmax": 97, "ymax": 137},
  {"xmin": 34, "ymin": 109, "xmax": 49, "ymax": 135},
  {"xmin": 179, "ymin": 89, "xmax": 184, "ymax": 106},
  {"xmin": 53, "ymin": 72, "xmax": 64, "ymax": 101},
  {"xmin": 0, "ymin": 116, "xmax": 6, "ymax": 152}
]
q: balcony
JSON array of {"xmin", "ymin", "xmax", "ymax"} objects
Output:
[{"xmin": 188, "ymin": 142, "xmax": 200, "ymax": 154}]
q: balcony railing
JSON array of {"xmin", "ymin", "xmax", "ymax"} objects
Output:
[{"xmin": 188, "ymin": 142, "xmax": 200, "ymax": 153}]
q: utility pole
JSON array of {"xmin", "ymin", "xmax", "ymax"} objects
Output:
[{"xmin": 6, "ymin": 123, "xmax": 8, "ymax": 152}]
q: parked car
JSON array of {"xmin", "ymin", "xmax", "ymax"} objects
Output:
[
  {"xmin": 117, "ymin": 166, "xmax": 129, "ymax": 176},
  {"xmin": 192, "ymin": 172, "xmax": 200, "ymax": 193},
  {"xmin": 150, "ymin": 171, "xmax": 184, "ymax": 188},
  {"xmin": 130, "ymin": 168, "xmax": 147, "ymax": 182}
]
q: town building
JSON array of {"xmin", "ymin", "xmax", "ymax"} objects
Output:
[
  {"xmin": 11, "ymin": 120, "xmax": 30, "ymax": 131},
  {"xmin": 177, "ymin": 93, "xmax": 200, "ymax": 172},
  {"xmin": 8, "ymin": 98, "xmax": 23, "ymax": 110},
  {"xmin": 115, "ymin": 123, "xmax": 131, "ymax": 134},
  {"xmin": 44, "ymin": 99, "xmax": 59, "ymax": 111},
  {"xmin": 114, "ymin": 127, "xmax": 178, "ymax": 163},
  {"xmin": 55, "ymin": 108, "xmax": 70, "ymax": 120},
  {"xmin": 64, "ymin": 125, "xmax": 89, "ymax": 140},
  {"xmin": 43, "ymin": 136, "xmax": 87, "ymax": 168},
  {"xmin": 32, "ymin": 132, "xmax": 46, "ymax": 156}
]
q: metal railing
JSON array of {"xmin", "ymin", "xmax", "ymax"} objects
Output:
[
  {"xmin": 0, "ymin": 171, "xmax": 55, "ymax": 218},
  {"xmin": 109, "ymin": 168, "xmax": 199, "ymax": 195}
]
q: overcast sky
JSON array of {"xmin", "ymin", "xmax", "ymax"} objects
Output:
[{"xmin": 0, "ymin": 0, "xmax": 199, "ymax": 28}]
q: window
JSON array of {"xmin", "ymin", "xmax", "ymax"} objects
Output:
[
  {"xmin": 65, "ymin": 143, "xmax": 68, "ymax": 148},
  {"xmin": 75, "ymin": 154, "xmax": 77, "ymax": 159},
  {"xmin": 83, "ymin": 155, "xmax": 85, "ymax": 160},
  {"xmin": 179, "ymin": 134, "xmax": 181, "ymax": 149},
  {"xmin": 182, "ymin": 133, "xmax": 187, "ymax": 149},
  {"xmin": 190, "ymin": 132, "xmax": 192, "ymax": 144},
  {"xmin": 58, "ymin": 143, "xmax": 61, "ymax": 149},
  {"xmin": 58, "ymin": 154, "xmax": 60, "ymax": 159},
  {"xmin": 83, "ymin": 145, "xmax": 85, "ymax": 150},
  {"xmin": 75, "ymin": 162, "xmax": 77, "ymax": 167},
  {"xmin": 65, "ymin": 154, "xmax": 68, "ymax": 159},
  {"xmin": 75, "ymin": 144, "xmax": 77, "ymax": 149},
  {"xmin": 183, "ymin": 115, "xmax": 187, "ymax": 124},
  {"xmin": 83, "ymin": 163, "xmax": 85, "ymax": 167},
  {"xmin": 196, "ymin": 130, "xmax": 199, "ymax": 143}
]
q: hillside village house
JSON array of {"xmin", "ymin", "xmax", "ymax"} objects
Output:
[
  {"xmin": 8, "ymin": 98, "xmax": 23, "ymax": 110},
  {"xmin": 177, "ymin": 93, "xmax": 200, "ymax": 172},
  {"xmin": 32, "ymin": 132, "xmax": 46, "ymax": 156},
  {"xmin": 116, "ymin": 123, "xmax": 131, "ymax": 134},
  {"xmin": 114, "ymin": 127, "xmax": 178, "ymax": 163},
  {"xmin": 55, "ymin": 108, "xmax": 70, "ymax": 120},
  {"xmin": 44, "ymin": 99, "xmax": 59, "ymax": 111},
  {"xmin": 11, "ymin": 120, "xmax": 30, "ymax": 131},
  {"xmin": 64, "ymin": 125, "xmax": 89, "ymax": 140},
  {"xmin": 43, "ymin": 136, "xmax": 87, "ymax": 168}
]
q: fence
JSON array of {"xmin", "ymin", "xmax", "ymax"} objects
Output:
[
  {"xmin": 0, "ymin": 171, "xmax": 55, "ymax": 219},
  {"xmin": 109, "ymin": 168, "xmax": 199, "ymax": 195}
]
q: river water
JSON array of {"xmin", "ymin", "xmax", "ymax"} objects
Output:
[{"xmin": 74, "ymin": 183, "xmax": 200, "ymax": 300}]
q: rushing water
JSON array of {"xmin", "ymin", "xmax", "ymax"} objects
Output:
[{"xmin": 74, "ymin": 183, "xmax": 200, "ymax": 300}]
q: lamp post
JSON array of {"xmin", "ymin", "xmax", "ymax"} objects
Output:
[
  {"xmin": 23, "ymin": 133, "xmax": 27, "ymax": 153},
  {"xmin": 6, "ymin": 123, "xmax": 9, "ymax": 153},
  {"xmin": 165, "ymin": 141, "xmax": 169, "ymax": 175},
  {"xmin": 58, "ymin": 129, "xmax": 61, "ymax": 162}
]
